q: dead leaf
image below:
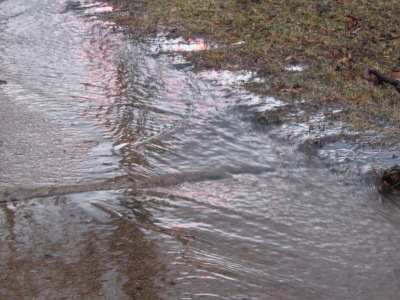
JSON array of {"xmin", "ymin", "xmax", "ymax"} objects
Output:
[
  {"xmin": 304, "ymin": 38, "xmax": 319, "ymax": 45},
  {"xmin": 318, "ymin": 28, "xmax": 329, "ymax": 36},
  {"xmin": 341, "ymin": 47, "xmax": 348, "ymax": 56},
  {"xmin": 232, "ymin": 41, "xmax": 245, "ymax": 46},
  {"xmin": 275, "ymin": 84, "xmax": 287, "ymax": 92},
  {"xmin": 325, "ymin": 96, "xmax": 340, "ymax": 101},
  {"xmin": 293, "ymin": 86, "xmax": 304, "ymax": 92},
  {"xmin": 390, "ymin": 71, "xmax": 400, "ymax": 80},
  {"xmin": 346, "ymin": 96, "xmax": 362, "ymax": 101},
  {"xmin": 345, "ymin": 15, "xmax": 358, "ymax": 28},
  {"xmin": 346, "ymin": 51, "xmax": 352, "ymax": 59},
  {"xmin": 285, "ymin": 55, "xmax": 294, "ymax": 61},
  {"xmin": 337, "ymin": 57, "xmax": 349, "ymax": 64}
]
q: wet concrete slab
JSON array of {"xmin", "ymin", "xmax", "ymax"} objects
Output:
[
  {"xmin": 0, "ymin": 91, "xmax": 92, "ymax": 190},
  {"xmin": 0, "ymin": 192, "xmax": 163, "ymax": 299}
]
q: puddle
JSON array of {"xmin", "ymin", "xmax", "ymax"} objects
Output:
[{"xmin": 1, "ymin": 0, "xmax": 400, "ymax": 299}]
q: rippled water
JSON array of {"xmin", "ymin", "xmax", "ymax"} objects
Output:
[{"xmin": 1, "ymin": 0, "xmax": 400, "ymax": 299}]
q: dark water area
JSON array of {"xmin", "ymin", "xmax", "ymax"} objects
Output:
[{"xmin": 1, "ymin": 0, "xmax": 400, "ymax": 299}]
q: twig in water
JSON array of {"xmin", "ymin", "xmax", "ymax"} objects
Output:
[
  {"xmin": 90, "ymin": 201, "xmax": 196, "ymax": 239},
  {"xmin": 178, "ymin": 239, "xmax": 193, "ymax": 255}
]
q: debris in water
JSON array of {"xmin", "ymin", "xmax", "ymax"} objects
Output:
[
  {"xmin": 258, "ymin": 109, "xmax": 284, "ymax": 125},
  {"xmin": 381, "ymin": 165, "xmax": 400, "ymax": 194}
]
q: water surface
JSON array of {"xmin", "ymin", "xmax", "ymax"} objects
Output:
[{"xmin": 1, "ymin": 0, "xmax": 400, "ymax": 299}]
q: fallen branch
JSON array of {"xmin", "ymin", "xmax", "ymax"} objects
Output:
[
  {"xmin": 90, "ymin": 201, "xmax": 196, "ymax": 239},
  {"xmin": 369, "ymin": 69, "xmax": 400, "ymax": 93}
]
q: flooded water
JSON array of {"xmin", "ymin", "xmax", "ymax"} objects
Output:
[{"xmin": 1, "ymin": 0, "xmax": 400, "ymax": 299}]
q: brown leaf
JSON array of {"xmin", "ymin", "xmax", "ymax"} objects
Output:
[
  {"xmin": 391, "ymin": 71, "xmax": 400, "ymax": 81},
  {"xmin": 346, "ymin": 96, "xmax": 366, "ymax": 105},
  {"xmin": 348, "ymin": 52, "xmax": 352, "ymax": 59},
  {"xmin": 325, "ymin": 96, "xmax": 340, "ymax": 101},
  {"xmin": 293, "ymin": 86, "xmax": 304, "ymax": 92},
  {"xmin": 345, "ymin": 16, "xmax": 358, "ymax": 28},
  {"xmin": 318, "ymin": 28, "xmax": 329, "ymax": 36},
  {"xmin": 346, "ymin": 96, "xmax": 362, "ymax": 101},
  {"xmin": 275, "ymin": 84, "xmax": 287, "ymax": 92},
  {"xmin": 285, "ymin": 55, "xmax": 294, "ymax": 61},
  {"xmin": 304, "ymin": 38, "xmax": 319, "ymax": 45},
  {"xmin": 340, "ymin": 47, "xmax": 348, "ymax": 56}
]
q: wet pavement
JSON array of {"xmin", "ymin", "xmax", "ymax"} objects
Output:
[{"xmin": 1, "ymin": 0, "xmax": 400, "ymax": 299}]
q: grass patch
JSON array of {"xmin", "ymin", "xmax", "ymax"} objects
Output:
[{"xmin": 109, "ymin": 0, "xmax": 400, "ymax": 141}]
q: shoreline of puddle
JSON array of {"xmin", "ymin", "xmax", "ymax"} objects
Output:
[{"xmin": 1, "ymin": 1, "xmax": 400, "ymax": 299}]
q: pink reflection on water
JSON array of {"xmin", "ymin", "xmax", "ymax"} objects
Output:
[
  {"xmin": 92, "ymin": 3, "xmax": 115, "ymax": 13},
  {"xmin": 69, "ymin": 13, "xmax": 122, "ymax": 134},
  {"xmin": 175, "ymin": 38, "xmax": 210, "ymax": 52},
  {"xmin": 154, "ymin": 37, "xmax": 210, "ymax": 52},
  {"xmin": 174, "ymin": 222, "xmax": 204, "ymax": 229}
]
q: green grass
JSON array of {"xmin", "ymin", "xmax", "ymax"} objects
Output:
[{"xmin": 110, "ymin": 0, "xmax": 400, "ymax": 140}]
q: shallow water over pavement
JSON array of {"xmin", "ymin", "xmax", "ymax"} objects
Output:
[{"xmin": 1, "ymin": 0, "xmax": 400, "ymax": 299}]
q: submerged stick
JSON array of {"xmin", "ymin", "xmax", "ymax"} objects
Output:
[
  {"xmin": 179, "ymin": 239, "xmax": 193, "ymax": 255},
  {"xmin": 90, "ymin": 201, "xmax": 196, "ymax": 239}
]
